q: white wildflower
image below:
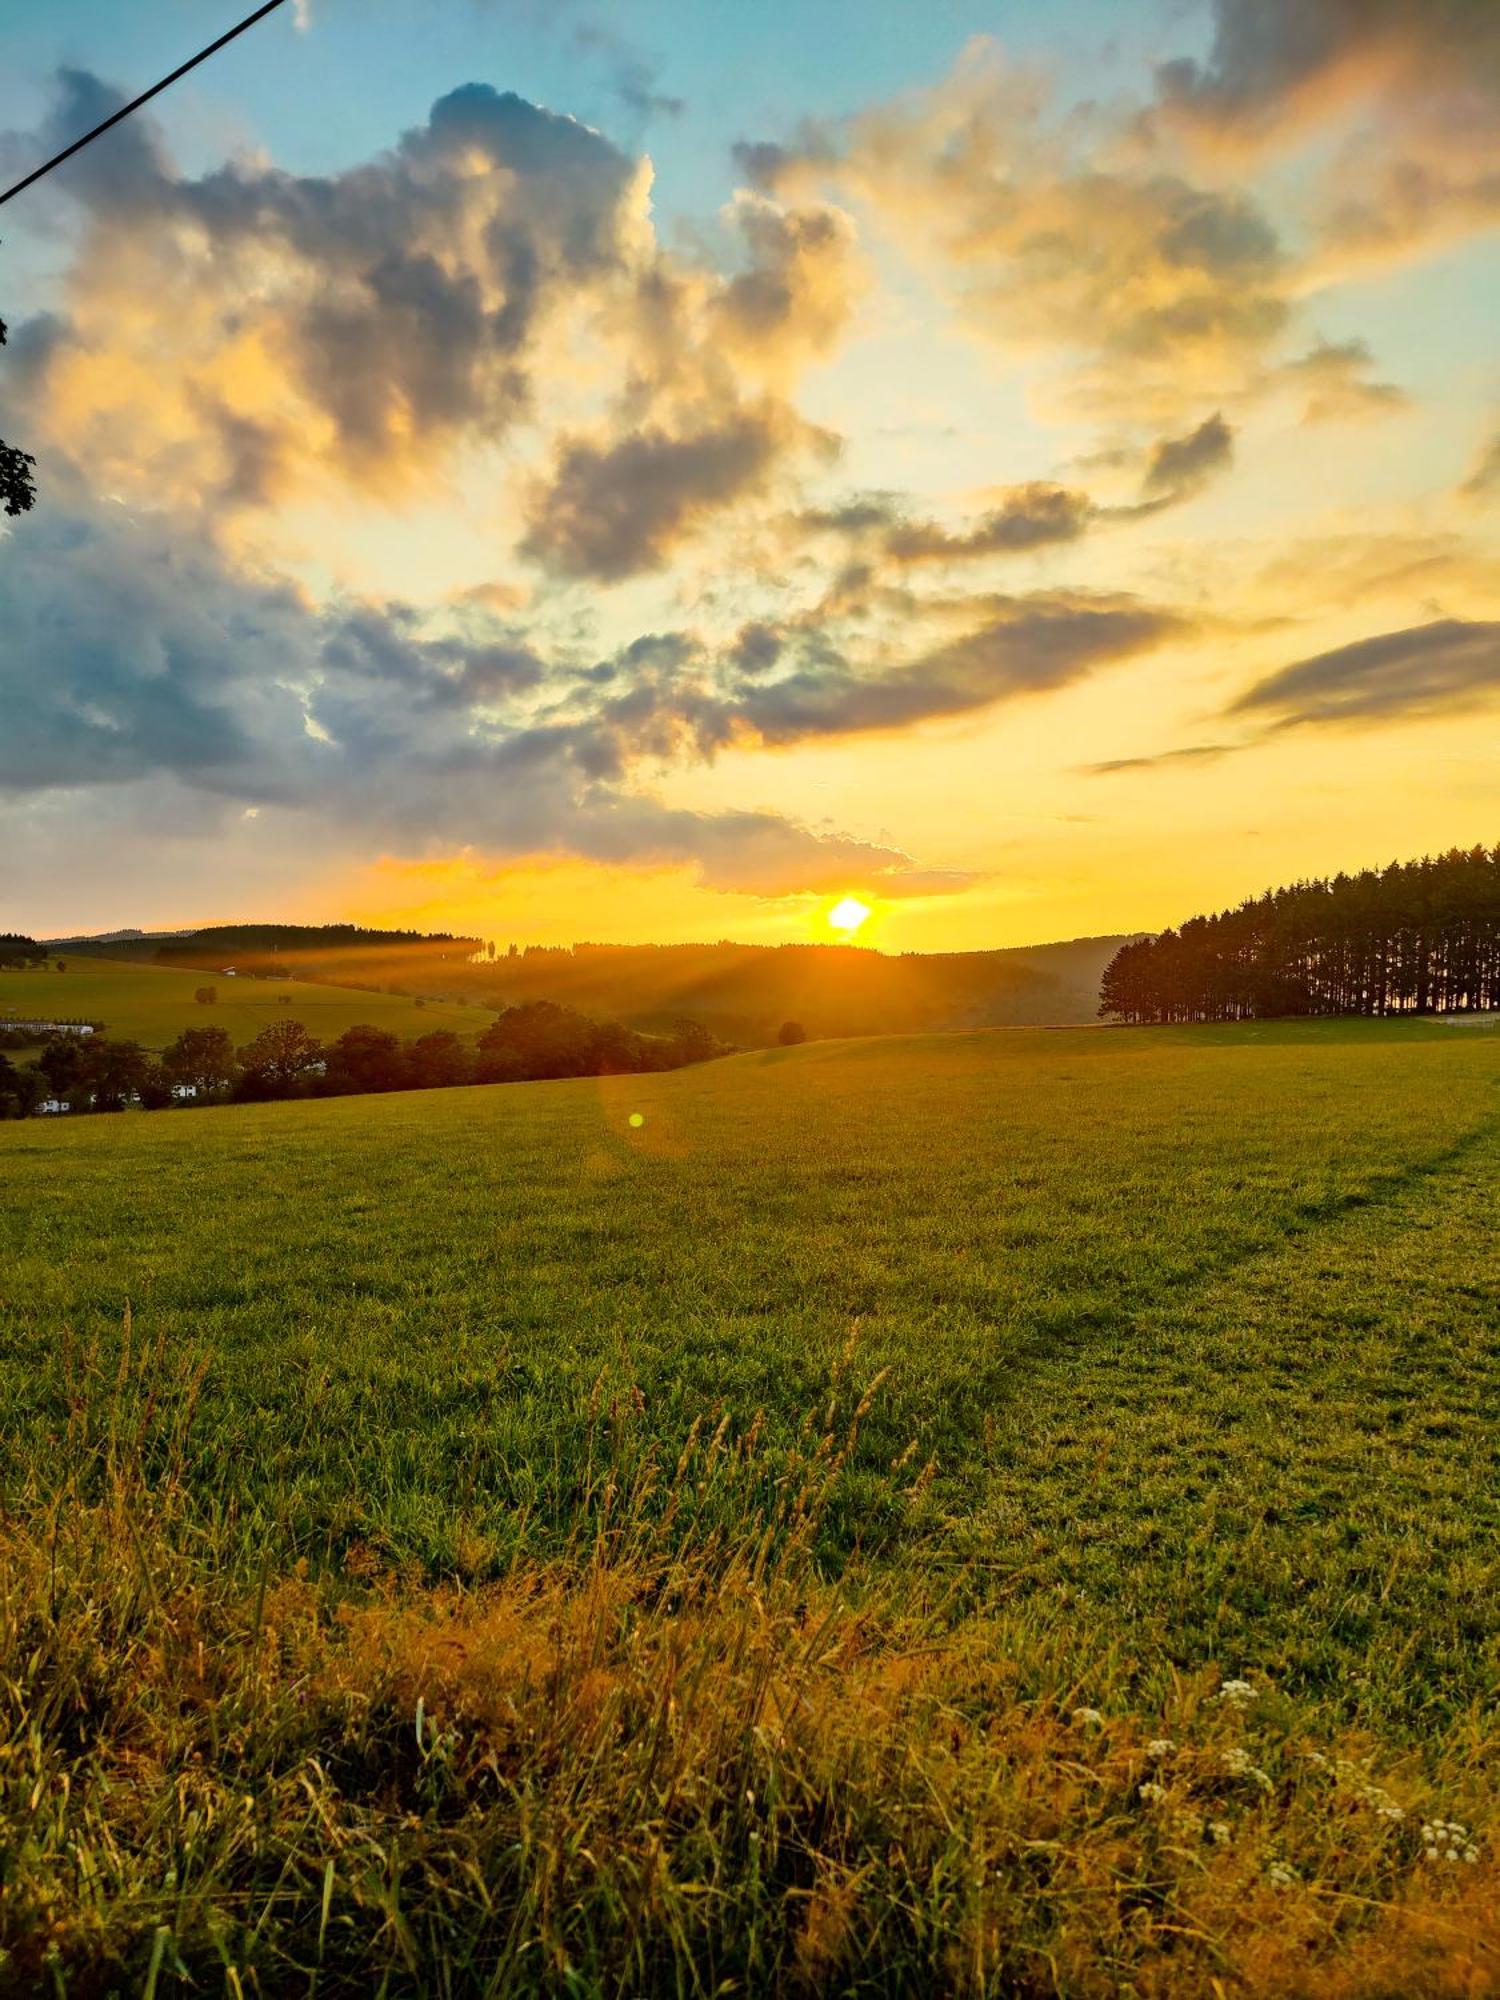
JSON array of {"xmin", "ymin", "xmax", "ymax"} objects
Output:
[
  {"xmin": 1145, "ymin": 1738, "xmax": 1175, "ymax": 1760},
  {"xmin": 1222, "ymin": 1747, "xmax": 1272, "ymax": 1788},
  {"xmin": 1215, "ymin": 1678, "xmax": 1257, "ymax": 1706},
  {"xmin": 1266, "ymin": 1860, "xmax": 1299, "ymax": 1888},
  {"xmin": 1312, "ymin": 1754, "xmax": 1406, "ymax": 1822},
  {"xmin": 1208, "ymin": 1820, "xmax": 1233, "ymax": 1846},
  {"xmin": 1421, "ymin": 1820, "xmax": 1479, "ymax": 1864},
  {"xmin": 1140, "ymin": 1780, "xmax": 1168, "ymax": 1804},
  {"xmin": 1358, "ymin": 1783, "xmax": 1403, "ymax": 1821},
  {"xmin": 1071, "ymin": 1707, "xmax": 1103, "ymax": 1728}
]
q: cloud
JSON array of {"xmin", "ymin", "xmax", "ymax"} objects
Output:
[
  {"xmin": 1153, "ymin": 0, "xmax": 1500, "ymax": 148},
  {"xmin": 1153, "ymin": 1, "xmax": 1500, "ymax": 265},
  {"xmin": 1084, "ymin": 743, "xmax": 1239, "ymax": 776},
  {"xmin": 736, "ymin": 18, "xmax": 1496, "ymax": 440},
  {"xmin": 884, "ymin": 486, "xmax": 1094, "ymax": 563},
  {"xmin": 712, "ymin": 194, "xmax": 864, "ymax": 386},
  {"xmin": 0, "ymin": 491, "xmax": 950, "ymax": 899},
  {"xmin": 714, "ymin": 592, "xmax": 1189, "ymax": 746},
  {"xmin": 799, "ymin": 420, "xmax": 1233, "ymax": 579},
  {"xmin": 12, "ymin": 75, "xmax": 643, "ymax": 500},
  {"xmin": 740, "ymin": 42, "xmax": 1293, "ymax": 426},
  {"xmin": 520, "ymin": 409, "xmax": 797, "ymax": 580},
  {"xmin": 802, "ymin": 483, "xmax": 1093, "ymax": 570},
  {"xmin": 568, "ymin": 22, "xmax": 685, "ymax": 125},
  {"xmin": 7, "ymin": 73, "xmax": 854, "ymax": 573},
  {"xmin": 1139, "ymin": 413, "xmax": 1235, "ymax": 501},
  {"xmin": 1462, "ymin": 431, "xmax": 1500, "ymax": 499},
  {"xmin": 1275, "ymin": 339, "xmax": 1408, "ymax": 424},
  {"xmin": 1228, "ymin": 618, "xmax": 1500, "ymax": 727}
]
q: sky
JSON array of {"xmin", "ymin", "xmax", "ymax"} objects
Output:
[{"xmin": 1, "ymin": 0, "xmax": 1497, "ymax": 951}]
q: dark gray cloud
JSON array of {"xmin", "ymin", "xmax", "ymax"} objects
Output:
[
  {"xmin": 1153, "ymin": 1, "xmax": 1500, "ymax": 262},
  {"xmin": 727, "ymin": 621, "xmax": 785, "ymax": 675},
  {"xmin": 0, "ymin": 492, "xmax": 951, "ymax": 898},
  {"xmin": 1140, "ymin": 413, "xmax": 1234, "ymax": 500},
  {"xmin": 718, "ymin": 594, "xmax": 1187, "ymax": 745},
  {"xmin": 1154, "ymin": 0, "xmax": 1500, "ymax": 139},
  {"xmin": 800, "ymin": 435, "xmax": 1231, "ymax": 580},
  {"xmin": 521, "ymin": 414, "xmax": 789, "ymax": 579},
  {"xmin": 1085, "ymin": 743, "xmax": 1239, "ymax": 776},
  {"xmin": 801, "ymin": 484, "xmax": 1092, "ymax": 573},
  {"xmin": 884, "ymin": 486, "xmax": 1094, "ymax": 563},
  {"xmin": 1229, "ymin": 618, "xmax": 1500, "ymax": 727}
]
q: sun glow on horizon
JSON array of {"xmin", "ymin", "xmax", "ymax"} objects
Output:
[{"xmin": 828, "ymin": 896, "xmax": 873, "ymax": 938}]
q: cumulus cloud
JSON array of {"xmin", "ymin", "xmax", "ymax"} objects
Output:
[
  {"xmin": 885, "ymin": 486, "xmax": 1094, "ymax": 564},
  {"xmin": 1153, "ymin": 0, "xmax": 1499, "ymax": 149},
  {"xmin": 1228, "ymin": 618, "xmax": 1500, "ymax": 727},
  {"xmin": 712, "ymin": 194, "xmax": 864, "ymax": 385},
  {"xmin": 739, "ymin": 43, "xmax": 1292, "ymax": 426},
  {"xmin": 1154, "ymin": 1, "xmax": 1500, "ymax": 265},
  {"xmin": 10, "ymin": 75, "xmax": 645, "ymax": 502},
  {"xmin": 520, "ymin": 409, "xmax": 798, "ymax": 580},
  {"xmin": 7, "ymin": 72, "xmax": 857, "ymax": 575},
  {"xmin": 737, "ymin": 15, "xmax": 1498, "ymax": 439}
]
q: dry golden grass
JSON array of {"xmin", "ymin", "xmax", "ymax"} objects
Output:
[{"xmin": 1, "ymin": 1373, "xmax": 1494, "ymax": 1998}]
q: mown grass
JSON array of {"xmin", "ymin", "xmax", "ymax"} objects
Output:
[
  {"xmin": 1, "ymin": 1021, "xmax": 1497, "ymax": 1993},
  {"xmin": 0, "ymin": 956, "xmax": 484, "ymax": 1052}
]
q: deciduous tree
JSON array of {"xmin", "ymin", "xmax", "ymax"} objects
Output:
[{"xmin": 0, "ymin": 318, "xmax": 36, "ymax": 518}]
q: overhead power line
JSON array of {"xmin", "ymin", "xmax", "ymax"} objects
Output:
[{"xmin": 0, "ymin": 0, "xmax": 290, "ymax": 209}]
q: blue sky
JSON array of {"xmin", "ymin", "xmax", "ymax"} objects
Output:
[{"xmin": 2, "ymin": 1, "xmax": 1173, "ymax": 188}]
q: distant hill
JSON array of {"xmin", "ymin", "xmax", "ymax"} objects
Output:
[
  {"xmin": 46, "ymin": 928, "xmax": 193, "ymax": 948},
  {"xmin": 439, "ymin": 937, "xmax": 1143, "ymax": 1043},
  {"xmin": 215, "ymin": 933, "xmax": 1139, "ymax": 1042},
  {"xmin": 43, "ymin": 924, "xmax": 1142, "ymax": 1042}
]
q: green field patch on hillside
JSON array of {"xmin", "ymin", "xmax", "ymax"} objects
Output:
[{"xmin": 0, "ymin": 954, "xmax": 488, "ymax": 1051}]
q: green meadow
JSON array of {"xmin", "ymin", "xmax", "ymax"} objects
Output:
[
  {"xmin": 2, "ymin": 1020, "xmax": 1497, "ymax": 1993},
  {"xmin": 0, "ymin": 953, "xmax": 485, "ymax": 1051}
]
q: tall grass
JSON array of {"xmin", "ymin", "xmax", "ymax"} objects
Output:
[{"xmin": 2, "ymin": 1317, "xmax": 1492, "ymax": 1997}]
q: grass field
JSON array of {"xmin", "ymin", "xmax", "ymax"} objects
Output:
[
  {"xmin": 1, "ymin": 1020, "xmax": 1497, "ymax": 1993},
  {"xmin": 0, "ymin": 954, "xmax": 488, "ymax": 1051}
]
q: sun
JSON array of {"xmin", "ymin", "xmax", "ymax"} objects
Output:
[{"xmin": 828, "ymin": 895, "xmax": 872, "ymax": 938}]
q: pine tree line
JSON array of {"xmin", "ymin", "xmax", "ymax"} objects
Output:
[{"xmin": 1100, "ymin": 846, "xmax": 1500, "ymax": 1023}]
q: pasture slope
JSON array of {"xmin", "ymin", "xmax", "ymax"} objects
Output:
[
  {"xmin": 0, "ymin": 954, "xmax": 487, "ymax": 1051},
  {"xmin": 0, "ymin": 1019, "xmax": 1496, "ymax": 1996}
]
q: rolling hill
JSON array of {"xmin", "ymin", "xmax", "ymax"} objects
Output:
[{"xmin": 50, "ymin": 925, "xmax": 1144, "ymax": 1043}]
